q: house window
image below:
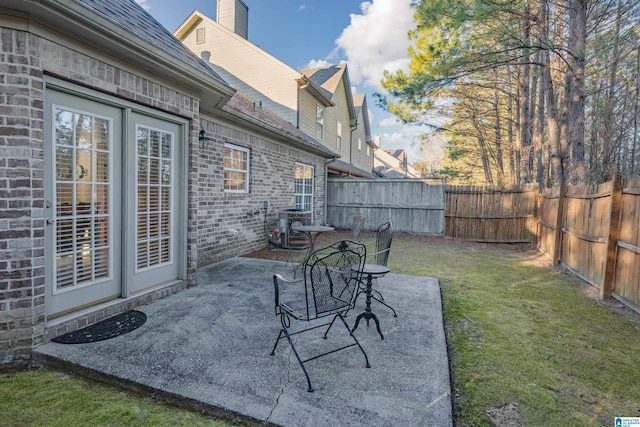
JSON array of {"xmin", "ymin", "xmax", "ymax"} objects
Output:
[
  {"xmin": 294, "ymin": 163, "xmax": 314, "ymax": 213},
  {"xmin": 358, "ymin": 138, "xmax": 362, "ymax": 161},
  {"xmin": 224, "ymin": 143, "xmax": 250, "ymax": 192},
  {"xmin": 196, "ymin": 28, "xmax": 205, "ymax": 44},
  {"xmin": 336, "ymin": 121, "xmax": 342, "ymax": 150},
  {"xmin": 315, "ymin": 104, "xmax": 324, "ymax": 140},
  {"xmin": 367, "ymin": 145, "xmax": 370, "ymax": 157}
]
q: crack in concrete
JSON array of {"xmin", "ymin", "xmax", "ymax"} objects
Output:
[{"xmin": 264, "ymin": 334, "xmax": 297, "ymax": 426}]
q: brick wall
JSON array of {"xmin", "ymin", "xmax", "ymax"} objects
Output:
[
  {"xmin": 0, "ymin": 25, "xmax": 201, "ymax": 366},
  {"xmin": 0, "ymin": 28, "xmax": 46, "ymax": 366},
  {"xmin": 197, "ymin": 118, "xmax": 327, "ymax": 266}
]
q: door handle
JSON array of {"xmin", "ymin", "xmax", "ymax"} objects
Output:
[{"xmin": 46, "ymin": 218, "xmax": 55, "ymax": 225}]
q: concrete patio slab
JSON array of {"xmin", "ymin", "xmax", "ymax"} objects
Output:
[{"xmin": 34, "ymin": 257, "xmax": 453, "ymax": 426}]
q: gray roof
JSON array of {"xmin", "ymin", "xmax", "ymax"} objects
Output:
[
  {"xmin": 329, "ymin": 159, "xmax": 375, "ymax": 178},
  {"xmin": 72, "ymin": 0, "xmax": 227, "ymax": 84},
  {"xmin": 223, "ymin": 91, "xmax": 337, "ymax": 158},
  {"xmin": 300, "ymin": 66, "xmax": 341, "ymax": 99}
]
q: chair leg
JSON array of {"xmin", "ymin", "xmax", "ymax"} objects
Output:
[
  {"xmin": 270, "ymin": 329, "xmax": 284, "ymax": 356},
  {"xmin": 271, "ymin": 318, "xmax": 314, "ymax": 392},
  {"xmin": 338, "ymin": 314, "xmax": 370, "ymax": 368},
  {"xmin": 322, "ymin": 315, "xmax": 338, "ymax": 339},
  {"xmin": 371, "ymin": 288, "xmax": 385, "ymax": 301},
  {"xmin": 371, "ymin": 294, "xmax": 398, "ymax": 317},
  {"xmin": 280, "ymin": 326, "xmax": 314, "ymax": 392}
]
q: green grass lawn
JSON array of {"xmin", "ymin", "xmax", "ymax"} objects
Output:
[
  {"xmin": 0, "ymin": 369, "xmax": 240, "ymax": 427},
  {"xmin": 3, "ymin": 234, "xmax": 640, "ymax": 426},
  {"xmin": 388, "ymin": 236, "xmax": 640, "ymax": 426}
]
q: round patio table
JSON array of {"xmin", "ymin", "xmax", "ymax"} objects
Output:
[
  {"xmin": 291, "ymin": 224, "xmax": 335, "ymax": 259},
  {"xmin": 350, "ymin": 263, "xmax": 390, "ymax": 340}
]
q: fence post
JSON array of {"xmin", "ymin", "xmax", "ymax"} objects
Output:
[
  {"xmin": 601, "ymin": 175, "xmax": 623, "ymax": 299},
  {"xmin": 552, "ymin": 185, "xmax": 566, "ymax": 266},
  {"xmin": 532, "ymin": 188, "xmax": 539, "ymax": 246}
]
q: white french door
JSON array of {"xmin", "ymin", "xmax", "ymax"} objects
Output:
[
  {"xmin": 125, "ymin": 113, "xmax": 180, "ymax": 293},
  {"xmin": 45, "ymin": 91, "xmax": 122, "ymax": 316},
  {"xmin": 45, "ymin": 89, "xmax": 184, "ymax": 317}
]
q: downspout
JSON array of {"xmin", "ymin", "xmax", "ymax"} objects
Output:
[
  {"xmin": 324, "ymin": 156, "xmax": 338, "ymax": 225},
  {"xmin": 349, "ymin": 126, "xmax": 356, "ymax": 170},
  {"xmin": 349, "ymin": 119, "xmax": 358, "ymax": 175}
]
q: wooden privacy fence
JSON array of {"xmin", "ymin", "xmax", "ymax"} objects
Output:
[
  {"xmin": 326, "ymin": 178, "xmax": 445, "ymax": 234},
  {"xmin": 538, "ymin": 176, "xmax": 640, "ymax": 311},
  {"xmin": 445, "ymin": 185, "xmax": 538, "ymax": 242},
  {"xmin": 326, "ymin": 176, "xmax": 640, "ymax": 312}
]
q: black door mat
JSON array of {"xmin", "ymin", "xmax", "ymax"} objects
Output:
[{"xmin": 52, "ymin": 310, "xmax": 147, "ymax": 344}]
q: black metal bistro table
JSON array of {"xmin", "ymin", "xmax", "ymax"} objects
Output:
[
  {"xmin": 350, "ymin": 263, "xmax": 390, "ymax": 340},
  {"xmin": 291, "ymin": 224, "xmax": 335, "ymax": 264}
]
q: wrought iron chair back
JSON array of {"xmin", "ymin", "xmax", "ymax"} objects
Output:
[
  {"xmin": 271, "ymin": 240, "xmax": 370, "ymax": 392},
  {"xmin": 307, "ymin": 240, "xmax": 365, "ymax": 313},
  {"xmin": 373, "ymin": 221, "xmax": 393, "ymax": 266}
]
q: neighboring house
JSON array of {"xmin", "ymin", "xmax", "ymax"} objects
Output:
[
  {"xmin": 0, "ymin": 0, "xmax": 336, "ymax": 366},
  {"xmin": 301, "ymin": 65, "xmax": 375, "ymax": 178},
  {"xmin": 374, "ymin": 149, "xmax": 422, "ymax": 178},
  {"xmin": 174, "ymin": 1, "xmax": 375, "ymax": 178}
]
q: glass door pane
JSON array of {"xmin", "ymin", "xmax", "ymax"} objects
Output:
[
  {"xmin": 135, "ymin": 126, "xmax": 173, "ymax": 271},
  {"xmin": 53, "ymin": 108, "xmax": 112, "ymax": 292}
]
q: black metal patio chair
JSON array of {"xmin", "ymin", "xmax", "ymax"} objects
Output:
[
  {"xmin": 270, "ymin": 240, "xmax": 370, "ymax": 392},
  {"xmin": 354, "ymin": 221, "xmax": 397, "ymax": 317}
]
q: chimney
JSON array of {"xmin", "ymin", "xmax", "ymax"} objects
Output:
[{"xmin": 216, "ymin": 0, "xmax": 249, "ymax": 40}]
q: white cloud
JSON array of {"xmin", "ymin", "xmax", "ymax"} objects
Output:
[
  {"xmin": 379, "ymin": 116, "xmax": 400, "ymax": 128},
  {"xmin": 334, "ymin": 0, "xmax": 415, "ymax": 90},
  {"xmin": 303, "ymin": 59, "xmax": 330, "ymax": 69},
  {"xmin": 135, "ymin": 0, "xmax": 151, "ymax": 11},
  {"xmin": 297, "ymin": 4, "xmax": 307, "ymax": 12}
]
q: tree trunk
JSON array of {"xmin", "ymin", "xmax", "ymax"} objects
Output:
[
  {"xmin": 633, "ymin": 47, "xmax": 640, "ymax": 175},
  {"xmin": 567, "ymin": 0, "xmax": 587, "ymax": 184},
  {"xmin": 507, "ymin": 66, "xmax": 517, "ymax": 184},
  {"xmin": 534, "ymin": 50, "xmax": 545, "ymax": 189},
  {"xmin": 493, "ymin": 69, "xmax": 506, "ymax": 186},
  {"xmin": 519, "ymin": 3, "xmax": 533, "ymax": 184},
  {"xmin": 540, "ymin": 0, "xmax": 563, "ymax": 187}
]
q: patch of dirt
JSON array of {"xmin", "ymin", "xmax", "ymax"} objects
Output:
[{"xmin": 486, "ymin": 403, "xmax": 523, "ymax": 427}]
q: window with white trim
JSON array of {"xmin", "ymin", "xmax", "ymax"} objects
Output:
[
  {"xmin": 315, "ymin": 104, "xmax": 324, "ymax": 140},
  {"xmin": 196, "ymin": 28, "xmax": 205, "ymax": 44},
  {"xmin": 336, "ymin": 121, "xmax": 342, "ymax": 150},
  {"xmin": 294, "ymin": 163, "xmax": 314, "ymax": 213},
  {"xmin": 224, "ymin": 143, "xmax": 250, "ymax": 192},
  {"xmin": 357, "ymin": 138, "xmax": 362, "ymax": 160},
  {"xmin": 367, "ymin": 144, "xmax": 370, "ymax": 157}
]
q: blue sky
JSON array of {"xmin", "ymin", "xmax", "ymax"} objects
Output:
[{"xmin": 137, "ymin": 0, "xmax": 432, "ymax": 162}]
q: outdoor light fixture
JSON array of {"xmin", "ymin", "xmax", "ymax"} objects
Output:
[{"xmin": 199, "ymin": 129, "xmax": 210, "ymax": 149}]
